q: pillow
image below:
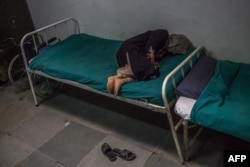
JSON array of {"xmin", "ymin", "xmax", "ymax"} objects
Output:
[{"xmin": 175, "ymin": 56, "xmax": 217, "ymax": 99}]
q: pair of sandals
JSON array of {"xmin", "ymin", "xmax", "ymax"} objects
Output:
[{"xmin": 101, "ymin": 143, "xmax": 136, "ymax": 161}]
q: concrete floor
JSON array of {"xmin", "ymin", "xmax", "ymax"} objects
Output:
[{"xmin": 0, "ymin": 83, "xmax": 249, "ymax": 167}]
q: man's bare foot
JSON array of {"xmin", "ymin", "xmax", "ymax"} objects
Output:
[
  {"xmin": 113, "ymin": 77, "xmax": 133, "ymax": 96},
  {"xmin": 107, "ymin": 75, "xmax": 118, "ymax": 93},
  {"xmin": 113, "ymin": 78, "xmax": 122, "ymax": 95}
]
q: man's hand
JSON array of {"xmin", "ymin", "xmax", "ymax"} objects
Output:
[{"xmin": 147, "ymin": 52, "xmax": 155, "ymax": 61}]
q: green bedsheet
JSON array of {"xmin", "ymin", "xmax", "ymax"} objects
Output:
[
  {"xmin": 190, "ymin": 60, "xmax": 250, "ymax": 141},
  {"xmin": 30, "ymin": 33, "xmax": 193, "ymax": 106}
]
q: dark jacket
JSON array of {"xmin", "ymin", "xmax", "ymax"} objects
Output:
[{"xmin": 116, "ymin": 29, "xmax": 169, "ymax": 81}]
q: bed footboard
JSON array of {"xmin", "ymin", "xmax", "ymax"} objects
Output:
[{"xmin": 161, "ymin": 45, "xmax": 205, "ymax": 163}]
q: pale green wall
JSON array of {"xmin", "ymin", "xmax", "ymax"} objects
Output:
[{"xmin": 26, "ymin": 0, "xmax": 250, "ymax": 63}]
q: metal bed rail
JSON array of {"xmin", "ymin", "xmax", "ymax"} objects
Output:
[{"xmin": 28, "ymin": 69, "xmax": 167, "ymax": 112}]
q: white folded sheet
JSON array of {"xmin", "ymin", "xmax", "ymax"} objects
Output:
[{"xmin": 174, "ymin": 96, "xmax": 196, "ymax": 120}]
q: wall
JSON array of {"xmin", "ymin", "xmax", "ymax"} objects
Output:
[{"xmin": 26, "ymin": 0, "xmax": 250, "ymax": 63}]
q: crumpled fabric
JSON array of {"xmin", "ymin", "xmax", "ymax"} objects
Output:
[{"xmin": 167, "ymin": 34, "xmax": 193, "ymax": 54}]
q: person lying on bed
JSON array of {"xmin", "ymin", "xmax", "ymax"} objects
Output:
[{"xmin": 107, "ymin": 29, "xmax": 169, "ymax": 95}]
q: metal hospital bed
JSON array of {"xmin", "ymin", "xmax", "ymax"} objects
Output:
[{"xmin": 20, "ymin": 18, "xmax": 206, "ymax": 163}]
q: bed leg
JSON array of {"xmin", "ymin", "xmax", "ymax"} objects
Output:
[
  {"xmin": 31, "ymin": 85, "xmax": 39, "ymax": 106},
  {"xmin": 183, "ymin": 120, "xmax": 189, "ymax": 161},
  {"xmin": 165, "ymin": 109, "xmax": 184, "ymax": 164},
  {"xmin": 27, "ymin": 72, "xmax": 39, "ymax": 106},
  {"xmin": 183, "ymin": 121, "xmax": 204, "ymax": 162}
]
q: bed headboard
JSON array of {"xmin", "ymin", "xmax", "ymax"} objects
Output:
[
  {"xmin": 162, "ymin": 45, "xmax": 206, "ymax": 108},
  {"xmin": 20, "ymin": 18, "xmax": 80, "ymax": 66}
]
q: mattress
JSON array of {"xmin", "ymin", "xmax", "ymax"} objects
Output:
[{"xmin": 29, "ymin": 33, "xmax": 193, "ymax": 106}]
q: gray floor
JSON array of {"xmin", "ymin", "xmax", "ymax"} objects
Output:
[{"xmin": 0, "ymin": 83, "xmax": 249, "ymax": 167}]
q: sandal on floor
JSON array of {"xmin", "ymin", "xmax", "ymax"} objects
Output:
[
  {"xmin": 101, "ymin": 143, "xmax": 117, "ymax": 161},
  {"xmin": 113, "ymin": 148, "xmax": 136, "ymax": 161}
]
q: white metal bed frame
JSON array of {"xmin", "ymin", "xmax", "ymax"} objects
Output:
[{"xmin": 20, "ymin": 18, "xmax": 205, "ymax": 164}]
